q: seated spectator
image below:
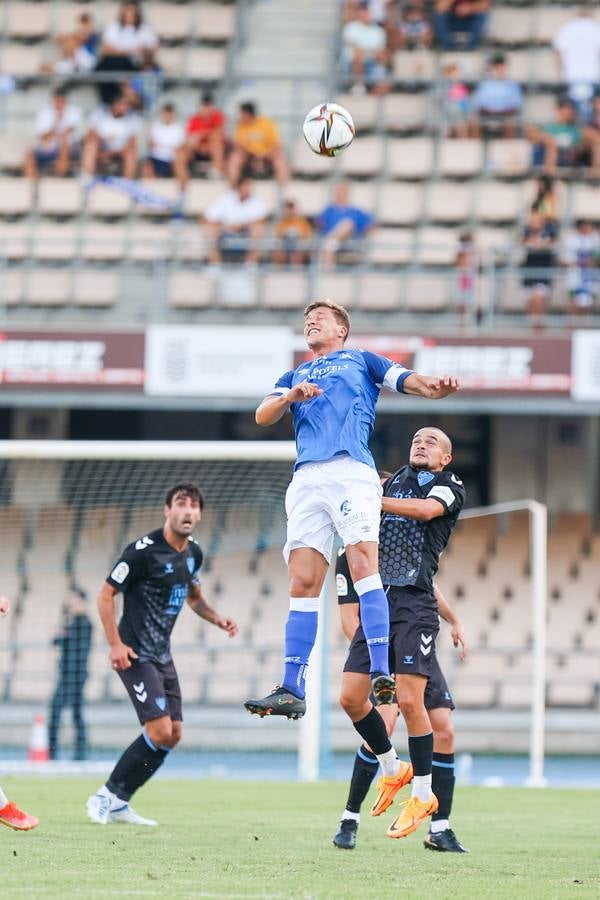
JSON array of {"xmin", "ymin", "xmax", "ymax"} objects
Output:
[
  {"xmin": 553, "ymin": 9, "xmax": 600, "ymax": 123},
  {"xmin": 520, "ymin": 210, "xmax": 558, "ymax": 319},
  {"xmin": 564, "ymin": 219, "xmax": 600, "ymax": 315},
  {"xmin": 586, "ymin": 94, "xmax": 600, "ymax": 135},
  {"xmin": 273, "ymin": 200, "xmax": 313, "ymax": 265},
  {"xmin": 342, "ymin": 0, "xmax": 390, "ymax": 27},
  {"xmin": 203, "ymin": 177, "xmax": 267, "ymax": 268},
  {"xmin": 433, "ymin": 0, "xmax": 490, "ymax": 51},
  {"xmin": 392, "ymin": 2, "xmax": 433, "ymax": 51},
  {"xmin": 81, "ymin": 93, "xmax": 140, "ymax": 180},
  {"xmin": 228, "ymin": 102, "xmax": 288, "ymax": 184},
  {"xmin": 142, "ymin": 103, "xmax": 186, "ymax": 183},
  {"xmin": 472, "ymin": 53, "xmax": 523, "ymax": 138},
  {"xmin": 185, "ymin": 93, "xmax": 226, "ymax": 177},
  {"xmin": 526, "ymin": 98, "xmax": 600, "ymax": 178},
  {"xmin": 23, "ymin": 87, "xmax": 82, "ymax": 179},
  {"xmin": 341, "ymin": 1, "xmax": 390, "ymax": 95},
  {"xmin": 95, "ymin": 2, "xmax": 159, "ymax": 105},
  {"xmin": 530, "ymin": 175, "xmax": 561, "ymax": 224},
  {"xmin": 439, "ymin": 61, "xmax": 475, "ymax": 138},
  {"xmin": 41, "ymin": 15, "xmax": 97, "ymax": 76},
  {"xmin": 453, "ymin": 231, "xmax": 479, "ymax": 317},
  {"xmin": 317, "ymin": 182, "xmax": 375, "ymax": 268}
]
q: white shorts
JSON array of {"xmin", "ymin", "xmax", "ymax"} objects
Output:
[{"xmin": 283, "ymin": 456, "xmax": 382, "ymax": 564}]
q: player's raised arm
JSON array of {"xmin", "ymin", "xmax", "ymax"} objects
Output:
[
  {"xmin": 434, "ymin": 583, "xmax": 468, "ymax": 660},
  {"xmin": 402, "ymin": 373, "xmax": 460, "ymax": 400},
  {"xmin": 255, "ymin": 380, "xmax": 323, "ymax": 426},
  {"xmin": 382, "ymin": 495, "xmax": 446, "ymax": 521},
  {"xmin": 97, "ymin": 582, "xmax": 138, "ymax": 670},
  {"xmin": 186, "ymin": 583, "xmax": 238, "ymax": 637}
]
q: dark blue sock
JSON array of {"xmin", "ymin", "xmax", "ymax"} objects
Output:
[
  {"xmin": 282, "ymin": 605, "xmax": 318, "ymax": 699},
  {"xmin": 354, "ymin": 575, "xmax": 390, "ymax": 675}
]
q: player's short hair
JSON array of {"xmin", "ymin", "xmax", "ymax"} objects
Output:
[
  {"xmin": 304, "ymin": 300, "xmax": 350, "ymax": 340},
  {"xmin": 165, "ymin": 482, "xmax": 204, "ymax": 510}
]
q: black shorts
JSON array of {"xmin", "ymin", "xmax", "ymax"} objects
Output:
[{"xmin": 118, "ymin": 658, "xmax": 183, "ymax": 725}]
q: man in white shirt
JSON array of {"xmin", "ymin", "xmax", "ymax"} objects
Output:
[
  {"xmin": 553, "ymin": 9, "xmax": 600, "ymax": 119},
  {"xmin": 342, "ymin": 1, "xmax": 390, "ymax": 94},
  {"xmin": 203, "ymin": 177, "xmax": 267, "ymax": 265},
  {"xmin": 82, "ymin": 93, "xmax": 140, "ymax": 179},
  {"xmin": 23, "ymin": 87, "xmax": 82, "ymax": 178},
  {"xmin": 142, "ymin": 102, "xmax": 186, "ymax": 184}
]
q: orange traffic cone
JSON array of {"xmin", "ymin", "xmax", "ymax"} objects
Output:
[{"xmin": 27, "ymin": 713, "xmax": 49, "ymax": 762}]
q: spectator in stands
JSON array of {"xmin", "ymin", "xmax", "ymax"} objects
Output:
[
  {"xmin": 228, "ymin": 102, "xmax": 289, "ymax": 184},
  {"xmin": 203, "ymin": 176, "xmax": 267, "ymax": 268},
  {"xmin": 184, "ymin": 92, "xmax": 226, "ymax": 178},
  {"xmin": 272, "ymin": 200, "xmax": 313, "ymax": 265},
  {"xmin": 82, "ymin": 92, "xmax": 140, "ymax": 180},
  {"xmin": 526, "ymin": 98, "xmax": 600, "ymax": 178},
  {"xmin": 433, "ymin": 0, "xmax": 490, "ymax": 51},
  {"xmin": 472, "ymin": 53, "xmax": 523, "ymax": 138},
  {"xmin": 553, "ymin": 8, "xmax": 600, "ymax": 123},
  {"xmin": 23, "ymin": 86, "xmax": 82, "ymax": 179},
  {"xmin": 530, "ymin": 175, "xmax": 561, "ymax": 224},
  {"xmin": 342, "ymin": 0, "xmax": 390, "ymax": 26},
  {"xmin": 439, "ymin": 61, "xmax": 475, "ymax": 138},
  {"xmin": 586, "ymin": 94, "xmax": 600, "ymax": 135},
  {"xmin": 520, "ymin": 209, "xmax": 558, "ymax": 319},
  {"xmin": 390, "ymin": 2, "xmax": 433, "ymax": 51},
  {"xmin": 95, "ymin": 2, "xmax": 159, "ymax": 105},
  {"xmin": 564, "ymin": 219, "xmax": 600, "ymax": 315},
  {"xmin": 41, "ymin": 13, "xmax": 97, "ymax": 77},
  {"xmin": 341, "ymin": 1, "xmax": 390, "ymax": 95},
  {"xmin": 453, "ymin": 231, "xmax": 480, "ymax": 317},
  {"xmin": 317, "ymin": 182, "xmax": 375, "ymax": 268},
  {"xmin": 143, "ymin": 102, "xmax": 186, "ymax": 184},
  {"xmin": 48, "ymin": 589, "xmax": 92, "ymax": 761}
]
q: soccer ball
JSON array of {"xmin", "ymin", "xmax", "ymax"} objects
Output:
[{"xmin": 302, "ymin": 103, "xmax": 355, "ymax": 157}]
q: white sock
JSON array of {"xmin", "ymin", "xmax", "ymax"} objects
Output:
[
  {"xmin": 411, "ymin": 773, "xmax": 433, "ymax": 803},
  {"xmin": 0, "ymin": 785, "xmax": 8, "ymax": 807},
  {"xmin": 430, "ymin": 818, "xmax": 449, "ymax": 834},
  {"xmin": 342, "ymin": 810, "xmax": 360, "ymax": 823},
  {"xmin": 377, "ymin": 748, "xmax": 400, "ymax": 777}
]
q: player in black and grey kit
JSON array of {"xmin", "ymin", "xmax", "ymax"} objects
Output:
[
  {"xmin": 334, "ymin": 547, "xmax": 468, "ymax": 852},
  {"xmin": 87, "ymin": 482, "xmax": 238, "ymax": 827},
  {"xmin": 338, "ymin": 428, "xmax": 466, "ymax": 844}
]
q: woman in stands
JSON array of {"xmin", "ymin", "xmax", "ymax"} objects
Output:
[
  {"xmin": 0, "ymin": 596, "xmax": 39, "ymax": 831},
  {"xmin": 95, "ymin": 2, "xmax": 160, "ymax": 106}
]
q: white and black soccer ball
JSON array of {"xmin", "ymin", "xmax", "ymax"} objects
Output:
[{"xmin": 302, "ymin": 102, "xmax": 355, "ymax": 157}]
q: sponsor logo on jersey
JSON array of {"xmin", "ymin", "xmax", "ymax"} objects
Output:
[
  {"xmin": 417, "ymin": 471, "xmax": 435, "ymax": 486},
  {"xmin": 110, "ymin": 561, "xmax": 129, "ymax": 584},
  {"xmin": 186, "ymin": 556, "xmax": 196, "ymax": 574},
  {"xmin": 340, "ymin": 499, "xmax": 352, "ymax": 516},
  {"xmin": 166, "ymin": 583, "xmax": 188, "ymax": 614},
  {"xmin": 336, "ymin": 573, "xmax": 348, "ymax": 596},
  {"xmin": 155, "ymin": 697, "xmax": 166, "ymax": 711},
  {"xmin": 164, "ymin": 562, "xmax": 174, "ymax": 574},
  {"xmin": 135, "ymin": 535, "xmax": 154, "ymax": 551}
]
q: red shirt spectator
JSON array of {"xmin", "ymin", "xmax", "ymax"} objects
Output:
[{"xmin": 184, "ymin": 92, "xmax": 225, "ymax": 176}]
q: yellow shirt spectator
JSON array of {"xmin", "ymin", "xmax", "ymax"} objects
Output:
[{"xmin": 235, "ymin": 115, "xmax": 280, "ymax": 157}]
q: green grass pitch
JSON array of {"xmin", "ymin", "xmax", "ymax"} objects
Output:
[{"xmin": 1, "ymin": 777, "xmax": 599, "ymax": 898}]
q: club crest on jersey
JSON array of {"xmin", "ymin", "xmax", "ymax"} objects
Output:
[
  {"xmin": 155, "ymin": 697, "xmax": 166, "ymax": 711},
  {"xmin": 340, "ymin": 500, "xmax": 352, "ymax": 516},
  {"xmin": 417, "ymin": 471, "xmax": 435, "ymax": 486},
  {"xmin": 164, "ymin": 563, "xmax": 174, "ymax": 574},
  {"xmin": 186, "ymin": 557, "xmax": 195, "ymax": 574}
]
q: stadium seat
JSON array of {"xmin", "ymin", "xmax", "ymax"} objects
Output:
[
  {"xmin": 25, "ymin": 269, "xmax": 71, "ymax": 306},
  {"xmin": 313, "ymin": 272, "xmax": 358, "ymax": 308},
  {"xmin": 283, "ymin": 180, "xmax": 329, "ymax": 218},
  {"xmin": 38, "ymin": 178, "xmax": 84, "ymax": 217},
  {"xmin": 158, "ymin": 46, "xmax": 185, "ymax": 76},
  {"xmin": 427, "ymin": 182, "xmax": 472, "ymax": 223},
  {"xmin": 378, "ymin": 182, "xmax": 424, "ymax": 226},
  {"xmin": 0, "ymin": 177, "xmax": 33, "ymax": 216},
  {"xmin": 571, "ymin": 185, "xmax": 600, "ymax": 221},
  {"xmin": 404, "ymin": 272, "xmax": 450, "ymax": 311},
  {"xmin": 388, "ymin": 138, "xmax": 434, "ymax": 179},
  {"xmin": 534, "ymin": 7, "xmax": 577, "ymax": 45},
  {"xmin": 0, "ymin": 134, "xmax": 30, "ymax": 174},
  {"xmin": 0, "ymin": 221, "xmax": 30, "ymax": 260},
  {"xmin": 252, "ymin": 181, "xmax": 278, "ymax": 218},
  {"xmin": 488, "ymin": 7, "xmax": 535, "ymax": 46},
  {"xmin": 168, "ymin": 270, "xmax": 215, "ymax": 308},
  {"xmin": 128, "ymin": 223, "xmax": 174, "ymax": 262},
  {"xmin": 347, "ymin": 181, "xmax": 377, "ymax": 214},
  {"xmin": 32, "ymin": 223, "xmax": 79, "ymax": 261},
  {"xmin": 476, "ymin": 182, "xmax": 523, "ymax": 224},
  {"xmin": 339, "ymin": 137, "xmax": 385, "ymax": 178},
  {"xmin": 148, "ymin": 4, "xmax": 193, "ymax": 42},
  {"xmin": 73, "ymin": 270, "xmax": 119, "ymax": 307},
  {"xmin": 81, "ymin": 223, "xmax": 127, "ymax": 261},
  {"xmin": 392, "ymin": 50, "xmax": 435, "ymax": 82},
  {"xmin": 184, "ymin": 179, "xmax": 230, "ymax": 217},
  {"xmin": 507, "ymin": 51, "xmax": 534, "ymax": 83},
  {"xmin": 486, "ymin": 140, "xmax": 531, "ymax": 178},
  {"xmin": 533, "ymin": 49, "xmax": 563, "ymax": 85},
  {"xmin": 138, "ymin": 178, "xmax": 181, "ymax": 217},
  {"xmin": 261, "ymin": 270, "xmax": 308, "ymax": 309},
  {"xmin": 438, "ymin": 139, "xmax": 484, "ymax": 178},
  {"xmin": 6, "ymin": 2, "xmax": 51, "ymax": 39},
  {"xmin": 1, "ymin": 269, "xmax": 24, "ymax": 305},
  {"xmin": 414, "ymin": 227, "xmax": 459, "ymax": 265},
  {"xmin": 195, "ymin": 3, "xmax": 236, "ymax": 42},
  {"xmin": 524, "ymin": 93, "xmax": 556, "ymax": 126},
  {"xmin": 172, "ymin": 222, "xmax": 206, "ymax": 262},
  {"xmin": 438, "ymin": 51, "xmax": 484, "ymax": 81},
  {"xmin": 291, "ymin": 138, "xmax": 334, "ymax": 177},
  {"xmin": 85, "ymin": 183, "xmax": 132, "ymax": 217},
  {"xmin": 381, "ymin": 94, "xmax": 427, "ymax": 132},
  {"xmin": 335, "ymin": 93, "xmax": 378, "ymax": 132},
  {"xmin": 359, "ymin": 273, "xmax": 402, "ymax": 310},
  {"xmin": 368, "ymin": 228, "xmax": 413, "ymax": 265},
  {"xmin": 185, "ymin": 47, "xmax": 227, "ymax": 80},
  {"xmin": 0, "ymin": 44, "xmax": 43, "ymax": 76}
]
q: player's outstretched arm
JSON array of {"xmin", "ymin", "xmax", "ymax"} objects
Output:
[
  {"xmin": 255, "ymin": 382, "xmax": 323, "ymax": 426},
  {"xmin": 97, "ymin": 582, "xmax": 139, "ymax": 670},
  {"xmin": 402, "ymin": 373, "xmax": 460, "ymax": 400},
  {"xmin": 187, "ymin": 584, "xmax": 238, "ymax": 637},
  {"xmin": 0, "ymin": 596, "xmax": 10, "ymax": 617},
  {"xmin": 434, "ymin": 583, "xmax": 468, "ymax": 660},
  {"xmin": 381, "ymin": 496, "xmax": 446, "ymax": 521}
]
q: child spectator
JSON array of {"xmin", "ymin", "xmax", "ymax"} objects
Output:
[
  {"xmin": 439, "ymin": 62, "xmax": 474, "ymax": 138},
  {"xmin": 23, "ymin": 87, "xmax": 82, "ymax": 178},
  {"xmin": 143, "ymin": 103, "xmax": 186, "ymax": 184},
  {"xmin": 273, "ymin": 200, "xmax": 313, "ymax": 265}
]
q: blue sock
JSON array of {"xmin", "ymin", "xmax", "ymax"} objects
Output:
[
  {"xmin": 281, "ymin": 598, "xmax": 319, "ymax": 699},
  {"xmin": 354, "ymin": 574, "xmax": 390, "ymax": 676}
]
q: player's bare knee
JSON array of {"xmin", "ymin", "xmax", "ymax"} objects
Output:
[
  {"xmin": 433, "ymin": 721, "xmax": 454, "ymax": 753},
  {"xmin": 146, "ymin": 719, "xmax": 173, "ymax": 747},
  {"xmin": 397, "ymin": 694, "xmax": 420, "ymax": 721},
  {"xmin": 339, "ymin": 689, "xmax": 364, "ymax": 719}
]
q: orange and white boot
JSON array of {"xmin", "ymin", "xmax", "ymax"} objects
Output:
[{"xmin": 0, "ymin": 801, "xmax": 39, "ymax": 831}]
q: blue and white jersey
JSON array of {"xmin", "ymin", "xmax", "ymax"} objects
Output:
[{"xmin": 269, "ymin": 349, "xmax": 414, "ymax": 469}]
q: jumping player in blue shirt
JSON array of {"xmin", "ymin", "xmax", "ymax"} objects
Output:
[{"xmin": 245, "ymin": 301, "xmax": 459, "ymax": 744}]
